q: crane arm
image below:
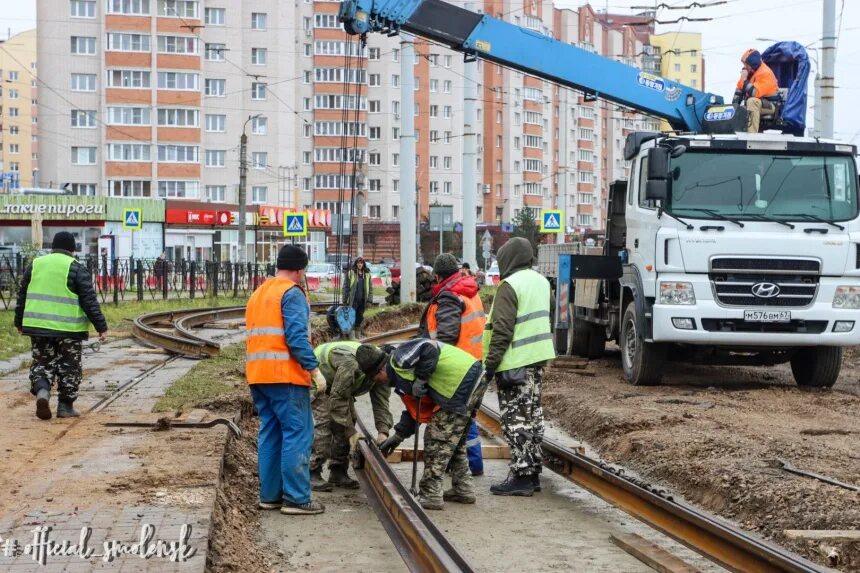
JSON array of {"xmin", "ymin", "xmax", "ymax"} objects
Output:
[{"xmin": 339, "ymin": 0, "xmax": 722, "ymax": 131}]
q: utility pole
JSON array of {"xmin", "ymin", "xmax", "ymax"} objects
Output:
[
  {"xmin": 356, "ymin": 160, "xmax": 366, "ymax": 258},
  {"xmin": 238, "ymin": 114, "xmax": 261, "ymax": 264},
  {"xmin": 400, "ymin": 35, "xmax": 417, "ymax": 303},
  {"xmin": 461, "ymin": 1, "xmax": 478, "ymax": 270},
  {"xmin": 820, "ymin": 0, "xmax": 836, "ymax": 139}
]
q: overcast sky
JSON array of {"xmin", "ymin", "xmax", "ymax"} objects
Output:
[{"xmin": 1, "ymin": 0, "xmax": 857, "ymax": 143}]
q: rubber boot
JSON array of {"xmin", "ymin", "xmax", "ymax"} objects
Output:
[
  {"xmin": 532, "ymin": 474, "xmax": 541, "ymax": 492},
  {"xmin": 489, "ymin": 473, "xmax": 534, "ymax": 497},
  {"xmin": 56, "ymin": 400, "xmax": 80, "ymax": 418},
  {"xmin": 310, "ymin": 469, "xmax": 333, "ymax": 492},
  {"xmin": 443, "ymin": 489, "xmax": 476, "ymax": 504},
  {"xmin": 417, "ymin": 494, "xmax": 444, "ymax": 510},
  {"xmin": 327, "ymin": 465, "xmax": 359, "ymax": 489},
  {"xmin": 35, "ymin": 388, "xmax": 51, "ymax": 421}
]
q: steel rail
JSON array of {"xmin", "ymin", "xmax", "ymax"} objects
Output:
[
  {"xmin": 174, "ymin": 307, "xmax": 246, "ymax": 350},
  {"xmin": 132, "ymin": 306, "xmax": 245, "ymax": 358}
]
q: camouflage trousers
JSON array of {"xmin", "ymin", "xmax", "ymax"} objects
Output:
[
  {"xmin": 309, "ymin": 393, "xmax": 352, "ymax": 471},
  {"xmin": 29, "ymin": 337, "xmax": 83, "ymax": 403},
  {"xmin": 497, "ymin": 367, "xmax": 544, "ymax": 477}
]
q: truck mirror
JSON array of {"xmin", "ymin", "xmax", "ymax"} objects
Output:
[
  {"xmin": 647, "ymin": 147, "xmax": 670, "ymax": 179},
  {"xmin": 645, "ymin": 179, "xmax": 668, "ymax": 202}
]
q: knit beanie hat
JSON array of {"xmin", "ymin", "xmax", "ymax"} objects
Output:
[
  {"xmin": 356, "ymin": 344, "xmax": 387, "ymax": 377},
  {"xmin": 743, "ymin": 49, "xmax": 762, "ymax": 71},
  {"xmin": 52, "ymin": 231, "xmax": 77, "ymax": 253},
  {"xmin": 276, "ymin": 244, "xmax": 308, "ymax": 270},
  {"xmin": 433, "ymin": 253, "xmax": 460, "ymax": 279}
]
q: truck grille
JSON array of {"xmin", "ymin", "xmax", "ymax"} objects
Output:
[
  {"xmin": 701, "ymin": 319, "xmax": 828, "ymax": 334},
  {"xmin": 709, "ymin": 258, "xmax": 819, "ymax": 308}
]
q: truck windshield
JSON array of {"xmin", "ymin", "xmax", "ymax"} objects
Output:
[{"xmin": 666, "ymin": 152, "xmax": 858, "ymax": 222}]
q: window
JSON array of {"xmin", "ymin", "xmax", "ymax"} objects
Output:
[
  {"xmin": 9, "ymin": 144, "xmax": 19, "ymax": 154},
  {"xmin": 158, "ymin": 180, "xmax": 199, "ymax": 198},
  {"xmin": 107, "ymin": 106, "xmax": 151, "ymax": 125},
  {"xmin": 579, "ymin": 128, "xmax": 594, "ymax": 141},
  {"xmin": 690, "ymin": 64, "xmax": 697, "ymax": 73},
  {"xmin": 158, "ymin": 71, "xmax": 199, "ymax": 90},
  {"xmin": 70, "ymin": 0, "xmax": 96, "ymax": 18},
  {"xmin": 251, "ymin": 186, "xmax": 267, "ymax": 203},
  {"xmin": 524, "ymin": 159, "xmax": 542, "ymax": 172},
  {"xmin": 252, "ymin": 152, "xmax": 267, "ymax": 170},
  {"xmin": 369, "ymin": 205, "xmax": 381, "ymax": 218},
  {"xmin": 157, "ymin": 35, "xmax": 198, "ymax": 54},
  {"xmin": 204, "ymin": 150, "xmax": 225, "ymax": 167},
  {"xmin": 313, "ymin": 148, "xmax": 364, "ymax": 163},
  {"xmin": 107, "ymin": 33, "xmax": 150, "ymax": 52},
  {"xmin": 429, "ymin": 79, "xmax": 438, "ymax": 93},
  {"xmin": 369, "ymin": 100, "xmax": 380, "ymax": 113},
  {"xmin": 314, "ymin": 68, "xmax": 366, "ymax": 84},
  {"xmin": 392, "ymin": 101, "xmax": 400, "ymax": 115},
  {"xmin": 579, "ymin": 149, "xmax": 593, "ymax": 162},
  {"xmin": 524, "ymin": 111, "xmax": 542, "ymax": 125},
  {"xmin": 443, "ymin": 156, "xmax": 452, "ymax": 170},
  {"xmin": 674, "ymin": 63, "xmax": 681, "ymax": 72},
  {"xmin": 690, "ymin": 79, "xmax": 698, "ymax": 87},
  {"xmin": 443, "ymin": 106, "xmax": 452, "ymax": 119},
  {"xmin": 314, "ymin": 121, "xmax": 366, "ymax": 136},
  {"xmin": 443, "ymin": 80, "xmax": 452, "ymax": 93},
  {"xmin": 106, "ymin": 69, "xmax": 151, "ymax": 88},
  {"xmin": 71, "ymin": 110, "xmax": 96, "ymax": 128},
  {"xmin": 392, "ymin": 127, "xmax": 399, "ymax": 140},
  {"xmin": 205, "ymin": 78, "xmax": 226, "ymax": 96},
  {"xmin": 9, "ymin": 126, "xmax": 19, "ymax": 135},
  {"xmin": 158, "ymin": 0, "xmax": 198, "ymax": 18},
  {"xmin": 392, "ymin": 49, "xmax": 399, "ymax": 62},
  {"xmin": 369, "ymin": 126, "xmax": 381, "ymax": 140},
  {"xmin": 205, "ymin": 7, "xmax": 225, "ymax": 25},
  {"xmin": 524, "ymin": 135, "xmax": 542, "ymax": 148},
  {"xmin": 314, "ymin": 13, "xmax": 338, "ymax": 28},
  {"xmin": 206, "ymin": 185, "xmax": 226, "ymax": 202},
  {"xmin": 368, "ymin": 153, "xmax": 380, "ymax": 166},
  {"xmin": 391, "ymin": 74, "xmax": 399, "ymax": 88},
  {"xmin": 430, "ymin": 130, "xmax": 439, "ymax": 143},
  {"xmin": 429, "ymin": 156, "xmax": 438, "ymax": 169},
  {"xmin": 429, "ymin": 105, "xmax": 438, "ymax": 118},
  {"xmin": 158, "ymin": 108, "xmax": 198, "ymax": 126},
  {"xmin": 251, "ymin": 116, "xmax": 267, "ymax": 134},
  {"xmin": 369, "ymin": 47, "xmax": 380, "ymax": 60},
  {"xmin": 9, "ymin": 71, "xmax": 18, "ymax": 81},
  {"xmin": 107, "ymin": 0, "xmax": 150, "ymax": 15},
  {"xmin": 314, "ymin": 41, "xmax": 364, "ymax": 57},
  {"xmin": 251, "ymin": 12, "xmax": 267, "ymax": 30},
  {"xmin": 444, "ymin": 182, "xmax": 452, "ymax": 195},
  {"xmin": 109, "ymin": 180, "xmax": 152, "ymax": 197},
  {"xmin": 523, "ymin": 87, "xmax": 543, "ymax": 102},
  {"xmin": 444, "ymin": 131, "xmax": 451, "ymax": 144},
  {"xmin": 429, "ymin": 181, "xmax": 439, "ymax": 194},
  {"xmin": 108, "ymin": 143, "xmax": 151, "ymax": 161},
  {"xmin": 369, "ymin": 179, "xmax": 381, "ymax": 192},
  {"xmin": 9, "ymin": 162, "xmax": 20, "ymax": 172},
  {"xmin": 578, "ymin": 171, "xmax": 593, "ymax": 184},
  {"xmin": 251, "ymin": 82, "xmax": 267, "ymax": 99},
  {"xmin": 205, "ymin": 43, "xmax": 226, "ymax": 61},
  {"xmin": 578, "ymin": 214, "xmax": 590, "ymax": 226},
  {"xmin": 313, "ymin": 175, "xmax": 357, "ymax": 189},
  {"xmin": 7, "ymin": 89, "xmax": 18, "ymax": 100},
  {"xmin": 392, "ymin": 205, "xmax": 399, "ymax": 218},
  {"xmin": 70, "ymin": 183, "xmax": 97, "ymax": 196},
  {"xmin": 251, "ymin": 48, "xmax": 267, "ymax": 65},
  {"xmin": 71, "ymin": 36, "xmax": 96, "ymax": 55},
  {"xmin": 578, "ymin": 193, "xmax": 593, "ymax": 204},
  {"xmin": 157, "ymin": 145, "xmax": 199, "ymax": 162},
  {"xmin": 369, "ymin": 74, "xmax": 380, "ymax": 87},
  {"xmin": 392, "ymin": 153, "xmax": 399, "ymax": 167}
]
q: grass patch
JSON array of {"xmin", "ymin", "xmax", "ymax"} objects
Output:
[{"xmin": 154, "ymin": 343, "xmax": 245, "ymax": 413}]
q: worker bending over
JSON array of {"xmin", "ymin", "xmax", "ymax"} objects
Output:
[
  {"xmin": 309, "ymin": 340, "xmax": 393, "ymax": 491},
  {"xmin": 734, "ymin": 48, "xmax": 779, "ymax": 133}
]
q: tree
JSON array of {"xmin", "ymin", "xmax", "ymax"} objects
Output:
[{"xmin": 511, "ymin": 209, "xmax": 541, "ymax": 256}]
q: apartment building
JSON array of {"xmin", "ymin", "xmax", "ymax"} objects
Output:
[{"xmin": 0, "ymin": 29, "xmax": 39, "ymax": 190}]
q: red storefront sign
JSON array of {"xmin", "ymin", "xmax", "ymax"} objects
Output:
[{"xmin": 166, "ymin": 209, "xmax": 217, "ymax": 225}]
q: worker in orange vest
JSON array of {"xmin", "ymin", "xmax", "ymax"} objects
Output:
[
  {"xmin": 418, "ymin": 253, "xmax": 486, "ymax": 476},
  {"xmin": 245, "ymin": 244, "xmax": 327, "ymax": 516},
  {"xmin": 734, "ymin": 48, "xmax": 779, "ymax": 133}
]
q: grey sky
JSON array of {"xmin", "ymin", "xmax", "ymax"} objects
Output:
[{"xmin": 1, "ymin": 0, "xmax": 857, "ymax": 143}]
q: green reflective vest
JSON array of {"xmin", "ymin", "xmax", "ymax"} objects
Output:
[
  {"xmin": 314, "ymin": 341, "xmax": 370, "ymax": 393},
  {"xmin": 391, "ymin": 341, "xmax": 477, "ymax": 399},
  {"xmin": 22, "ymin": 253, "xmax": 89, "ymax": 333},
  {"xmin": 483, "ymin": 268, "xmax": 556, "ymax": 372}
]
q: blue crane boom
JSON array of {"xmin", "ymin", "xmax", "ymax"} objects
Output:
[{"xmin": 338, "ymin": 0, "xmax": 722, "ymax": 131}]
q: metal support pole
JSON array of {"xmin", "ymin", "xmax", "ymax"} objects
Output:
[
  {"xmin": 112, "ymin": 259, "xmax": 118, "ymax": 306},
  {"xmin": 461, "ymin": 2, "xmax": 478, "ymax": 269},
  {"xmin": 400, "ymin": 35, "xmax": 417, "ymax": 304},
  {"xmin": 820, "ymin": 0, "xmax": 836, "ymax": 139},
  {"xmin": 356, "ymin": 191, "xmax": 365, "ymax": 258},
  {"xmin": 136, "ymin": 260, "xmax": 143, "ymax": 302},
  {"xmin": 190, "ymin": 261, "xmax": 196, "ymax": 300},
  {"xmin": 238, "ymin": 131, "xmax": 248, "ymax": 264},
  {"xmin": 439, "ymin": 226, "xmax": 443, "ymax": 258},
  {"xmin": 814, "ymin": 73, "xmax": 823, "ymax": 138}
]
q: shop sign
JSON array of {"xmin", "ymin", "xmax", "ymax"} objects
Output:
[
  {"xmin": 0, "ymin": 195, "xmax": 106, "ymax": 220},
  {"xmin": 259, "ymin": 207, "xmax": 331, "ymax": 228},
  {"xmin": 166, "ymin": 208, "xmax": 217, "ymax": 225}
]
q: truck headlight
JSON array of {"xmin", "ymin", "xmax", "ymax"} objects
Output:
[
  {"xmin": 660, "ymin": 282, "xmax": 696, "ymax": 305},
  {"xmin": 833, "ymin": 286, "xmax": 860, "ymax": 309}
]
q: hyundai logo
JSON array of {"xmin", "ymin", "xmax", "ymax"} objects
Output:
[{"xmin": 751, "ymin": 282, "xmax": 781, "ymax": 298}]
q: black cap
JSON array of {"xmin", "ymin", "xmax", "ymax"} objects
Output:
[
  {"xmin": 276, "ymin": 245, "xmax": 309, "ymax": 270},
  {"xmin": 52, "ymin": 232, "xmax": 77, "ymax": 253}
]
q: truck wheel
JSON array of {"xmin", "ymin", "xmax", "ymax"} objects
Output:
[
  {"xmin": 790, "ymin": 347, "xmax": 842, "ymax": 388},
  {"xmin": 587, "ymin": 323, "xmax": 606, "ymax": 358},
  {"xmin": 571, "ymin": 318, "xmax": 591, "ymax": 357},
  {"xmin": 620, "ymin": 302, "xmax": 665, "ymax": 386}
]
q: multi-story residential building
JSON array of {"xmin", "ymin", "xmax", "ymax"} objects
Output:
[
  {"xmin": 0, "ymin": 29, "xmax": 39, "ymax": 191},
  {"xmin": 649, "ymin": 31, "xmax": 705, "ymax": 131}
]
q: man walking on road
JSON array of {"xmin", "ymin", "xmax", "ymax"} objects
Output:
[
  {"xmin": 483, "ymin": 237, "xmax": 556, "ymax": 496},
  {"xmin": 245, "ymin": 244, "xmax": 327, "ymax": 515},
  {"xmin": 309, "ymin": 340, "xmax": 392, "ymax": 491},
  {"xmin": 15, "ymin": 232, "xmax": 108, "ymax": 420}
]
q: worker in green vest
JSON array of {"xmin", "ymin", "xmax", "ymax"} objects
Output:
[
  {"xmin": 483, "ymin": 237, "xmax": 556, "ymax": 496},
  {"xmin": 342, "ymin": 257, "xmax": 372, "ymax": 338},
  {"xmin": 309, "ymin": 340, "xmax": 392, "ymax": 491},
  {"xmin": 14, "ymin": 232, "xmax": 108, "ymax": 420}
]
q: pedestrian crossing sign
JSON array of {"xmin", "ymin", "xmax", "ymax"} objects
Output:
[
  {"xmin": 122, "ymin": 208, "xmax": 143, "ymax": 231},
  {"xmin": 540, "ymin": 209, "xmax": 563, "ymax": 233},
  {"xmin": 283, "ymin": 212, "xmax": 308, "ymax": 237}
]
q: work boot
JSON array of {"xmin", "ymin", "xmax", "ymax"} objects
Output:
[
  {"xmin": 489, "ymin": 473, "xmax": 534, "ymax": 497},
  {"xmin": 310, "ymin": 469, "xmax": 333, "ymax": 492},
  {"xmin": 443, "ymin": 489, "xmax": 476, "ymax": 504},
  {"xmin": 56, "ymin": 400, "xmax": 80, "ymax": 418},
  {"xmin": 280, "ymin": 500, "xmax": 325, "ymax": 515},
  {"xmin": 417, "ymin": 494, "xmax": 444, "ymax": 510},
  {"xmin": 35, "ymin": 388, "xmax": 52, "ymax": 420},
  {"xmin": 532, "ymin": 474, "xmax": 542, "ymax": 492},
  {"xmin": 258, "ymin": 501, "xmax": 281, "ymax": 510},
  {"xmin": 327, "ymin": 465, "xmax": 359, "ymax": 489}
]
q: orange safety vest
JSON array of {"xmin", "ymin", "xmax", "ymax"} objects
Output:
[
  {"xmin": 245, "ymin": 277, "xmax": 312, "ymax": 386},
  {"xmin": 426, "ymin": 293, "xmax": 486, "ymax": 360},
  {"xmin": 401, "ymin": 394, "xmax": 438, "ymax": 424},
  {"xmin": 737, "ymin": 51, "xmax": 779, "ymax": 99}
]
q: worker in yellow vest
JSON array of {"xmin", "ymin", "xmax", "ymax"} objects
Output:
[
  {"xmin": 15, "ymin": 232, "xmax": 107, "ymax": 420},
  {"xmin": 245, "ymin": 245, "xmax": 327, "ymax": 516},
  {"xmin": 482, "ymin": 237, "xmax": 556, "ymax": 496}
]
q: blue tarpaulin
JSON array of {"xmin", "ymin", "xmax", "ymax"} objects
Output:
[{"xmin": 761, "ymin": 42, "xmax": 810, "ymax": 136}]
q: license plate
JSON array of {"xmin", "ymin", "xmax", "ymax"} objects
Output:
[{"xmin": 744, "ymin": 310, "xmax": 791, "ymax": 322}]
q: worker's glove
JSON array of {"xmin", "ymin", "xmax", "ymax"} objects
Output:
[
  {"xmin": 412, "ymin": 378, "xmax": 429, "ymax": 398},
  {"xmin": 348, "ymin": 432, "xmax": 361, "ymax": 453},
  {"xmin": 311, "ymin": 369, "xmax": 327, "ymax": 397},
  {"xmin": 375, "ymin": 432, "xmax": 389, "ymax": 445},
  {"xmin": 378, "ymin": 433, "xmax": 404, "ymax": 456}
]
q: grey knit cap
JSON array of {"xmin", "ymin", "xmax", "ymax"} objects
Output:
[{"xmin": 433, "ymin": 253, "xmax": 460, "ymax": 278}]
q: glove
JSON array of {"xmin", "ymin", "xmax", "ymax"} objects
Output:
[
  {"xmin": 311, "ymin": 369, "xmax": 327, "ymax": 397},
  {"xmin": 375, "ymin": 432, "xmax": 388, "ymax": 445},
  {"xmin": 412, "ymin": 378, "xmax": 429, "ymax": 398},
  {"xmin": 378, "ymin": 434, "xmax": 404, "ymax": 457},
  {"xmin": 349, "ymin": 432, "xmax": 361, "ymax": 453}
]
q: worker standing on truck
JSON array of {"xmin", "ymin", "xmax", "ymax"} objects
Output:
[
  {"xmin": 359, "ymin": 340, "xmax": 489, "ymax": 510},
  {"xmin": 245, "ymin": 244, "xmax": 327, "ymax": 516},
  {"xmin": 14, "ymin": 232, "xmax": 108, "ymax": 420},
  {"xmin": 418, "ymin": 253, "xmax": 486, "ymax": 476},
  {"xmin": 733, "ymin": 48, "xmax": 779, "ymax": 133},
  {"xmin": 309, "ymin": 340, "xmax": 393, "ymax": 491},
  {"xmin": 483, "ymin": 237, "xmax": 556, "ymax": 496}
]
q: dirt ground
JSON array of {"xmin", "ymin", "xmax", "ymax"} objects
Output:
[{"xmin": 542, "ymin": 345, "xmax": 860, "ymax": 571}]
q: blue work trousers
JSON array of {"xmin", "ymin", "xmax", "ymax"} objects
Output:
[
  {"xmin": 466, "ymin": 419, "xmax": 483, "ymax": 475},
  {"xmin": 249, "ymin": 383, "xmax": 313, "ymax": 505}
]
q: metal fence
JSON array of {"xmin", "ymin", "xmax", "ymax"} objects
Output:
[{"xmin": 0, "ymin": 255, "xmax": 275, "ymax": 310}]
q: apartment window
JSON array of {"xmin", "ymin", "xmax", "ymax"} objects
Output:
[
  {"xmin": 251, "ymin": 186, "xmax": 268, "ymax": 203},
  {"xmin": 205, "ymin": 43, "xmax": 226, "ymax": 61},
  {"xmin": 107, "ymin": 0, "xmax": 150, "ymax": 15},
  {"xmin": 7, "ymin": 89, "xmax": 19, "ymax": 100},
  {"xmin": 158, "ymin": 71, "xmax": 199, "ymax": 90},
  {"xmin": 206, "ymin": 185, "xmax": 226, "ymax": 202},
  {"xmin": 674, "ymin": 63, "xmax": 681, "ymax": 72},
  {"xmin": 71, "ymin": 110, "xmax": 96, "ymax": 128},
  {"xmin": 70, "ymin": 0, "xmax": 96, "ymax": 18},
  {"xmin": 313, "ymin": 148, "xmax": 364, "ymax": 163},
  {"xmin": 392, "ymin": 49, "xmax": 399, "ymax": 62},
  {"xmin": 392, "ymin": 127, "xmax": 399, "ymax": 140},
  {"xmin": 106, "ymin": 69, "xmax": 151, "ymax": 88},
  {"xmin": 314, "ymin": 121, "xmax": 366, "ymax": 136},
  {"xmin": 368, "ymin": 153, "xmax": 381, "ymax": 166},
  {"xmin": 369, "ymin": 126, "xmax": 381, "ymax": 140},
  {"xmin": 158, "ymin": 108, "xmax": 198, "ymax": 127},
  {"xmin": 70, "ymin": 183, "xmax": 97, "ymax": 196},
  {"xmin": 429, "ymin": 79, "xmax": 438, "ymax": 93},
  {"xmin": 578, "ymin": 193, "xmax": 593, "ymax": 204},
  {"xmin": 513, "ymin": 160, "xmax": 520, "ymax": 171},
  {"xmin": 443, "ymin": 80, "xmax": 452, "ymax": 93},
  {"xmin": 205, "ymin": 79, "xmax": 226, "ymax": 96},
  {"xmin": 579, "ymin": 128, "xmax": 594, "ymax": 140},
  {"xmin": 157, "ymin": 35, "xmax": 197, "ymax": 54},
  {"xmin": 369, "ymin": 74, "xmax": 380, "ymax": 87},
  {"xmin": 429, "ymin": 156, "xmax": 438, "ymax": 169},
  {"xmin": 203, "ymin": 150, "xmax": 225, "ymax": 167},
  {"xmin": 391, "ymin": 153, "xmax": 399, "ymax": 167},
  {"xmin": 369, "ymin": 47, "xmax": 380, "ymax": 60},
  {"xmin": 578, "ymin": 214, "xmax": 590, "ymax": 226},
  {"xmin": 578, "ymin": 171, "xmax": 594, "ymax": 184},
  {"xmin": 429, "ymin": 105, "xmax": 438, "ymax": 118},
  {"xmin": 369, "ymin": 205, "xmax": 381, "ymax": 218},
  {"xmin": 524, "ymin": 135, "xmax": 542, "ymax": 148},
  {"xmin": 690, "ymin": 79, "xmax": 698, "ymax": 87},
  {"xmin": 392, "ymin": 101, "xmax": 400, "ymax": 115},
  {"xmin": 158, "ymin": 0, "xmax": 198, "ymax": 18},
  {"xmin": 252, "ymin": 152, "xmax": 268, "ymax": 170},
  {"xmin": 441, "ymin": 156, "xmax": 450, "ymax": 170},
  {"xmin": 251, "ymin": 12, "xmax": 268, "ymax": 30},
  {"xmin": 71, "ymin": 36, "xmax": 96, "ymax": 55},
  {"xmin": 205, "ymin": 7, "xmax": 225, "ymax": 24},
  {"xmin": 251, "ymin": 82, "xmax": 267, "ymax": 100},
  {"xmin": 368, "ymin": 179, "xmax": 381, "ymax": 192},
  {"xmin": 429, "ymin": 130, "xmax": 438, "ymax": 143},
  {"xmin": 429, "ymin": 181, "xmax": 439, "ymax": 194},
  {"xmin": 9, "ymin": 144, "xmax": 19, "ymax": 154},
  {"xmin": 107, "ymin": 106, "xmax": 151, "ymax": 125},
  {"xmin": 524, "ymin": 159, "xmax": 542, "ymax": 172},
  {"xmin": 158, "ymin": 180, "xmax": 199, "ymax": 198},
  {"xmin": 579, "ymin": 149, "xmax": 593, "ymax": 162},
  {"xmin": 251, "ymin": 116, "xmax": 267, "ymax": 134},
  {"xmin": 9, "ymin": 71, "xmax": 18, "ymax": 81},
  {"xmin": 107, "ymin": 143, "xmax": 151, "ymax": 161},
  {"xmin": 251, "ymin": 48, "xmax": 267, "ymax": 65},
  {"xmin": 496, "ymin": 160, "xmax": 502, "ymax": 172},
  {"xmin": 303, "ymin": 124, "xmax": 312, "ymax": 137},
  {"xmin": 157, "ymin": 145, "xmax": 199, "ymax": 162},
  {"xmin": 314, "ymin": 13, "xmax": 338, "ymax": 28},
  {"xmin": 391, "ymin": 75, "xmax": 399, "ymax": 88},
  {"xmin": 690, "ymin": 63, "xmax": 697, "ymax": 73},
  {"xmin": 392, "ymin": 205, "xmax": 399, "ymax": 218},
  {"xmin": 8, "ymin": 162, "xmax": 20, "ymax": 172},
  {"xmin": 110, "ymin": 180, "xmax": 152, "ymax": 197},
  {"xmin": 369, "ymin": 100, "xmax": 380, "ymax": 113},
  {"xmin": 9, "ymin": 126, "xmax": 19, "ymax": 135},
  {"xmin": 444, "ymin": 131, "xmax": 451, "ymax": 144},
  {"xmin": 443, "ymin": 182, "xmax": 452, "ymax": 195},
  {"xmin": 107, "ymin": 33, "xmax": 150, "ymax": 52},
  {"xmin": 441, "ymin": 106, "xmax": 451, "ymax": 119}
]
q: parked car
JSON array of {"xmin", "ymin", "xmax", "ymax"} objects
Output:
[
  {"xmin": 485, "ymin": 262, "xmax": 500, "ymax": 286},
  {"xmin": 306, "ymin": 263, "xmax": 338, "ymax": 281},
  {"xmin": 367, "ymin": 263, "xmax": 391, "ymax": 279}
]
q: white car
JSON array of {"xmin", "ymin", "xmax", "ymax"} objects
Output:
[{"xmin": 306, "ymin": 263, "xmax": 338, "ymax": 281}]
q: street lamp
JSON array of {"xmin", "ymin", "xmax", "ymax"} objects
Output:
[{"xmin": 238, "ymin": 113, "xmax": 263, "ymax": 264}]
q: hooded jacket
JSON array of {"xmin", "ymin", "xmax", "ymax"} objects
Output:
[
  {"xmin": 417, "ymin": 272, "xmax": 481, "ymax": 344},
  {"xmin": 735, "ymin": 49, "xmax": 778, "ymax": 100}
]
